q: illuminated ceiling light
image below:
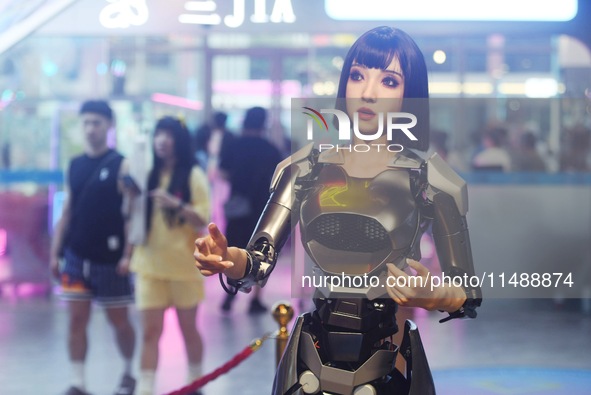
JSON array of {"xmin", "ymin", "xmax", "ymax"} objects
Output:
[
  {"xmin": 325, "ymin": 0, "xmax": 577, "ymax": 21},
  {"xmin": 324, "ymin": 81, "xmax": 336, "ymax": 95},
  {"xmin": 525, "ymin": 78, "xmax": 558, "ymax": 98},
  {"xmin": 313, "ymin": 82, "xmax": 326, "ymax": 96},
  {"xmin": 332, "ymin": 56, "xmax": 344, "ymax": 69},
  {"xmin": 462, "ymin": 82, "xmax": 493, "ymax": 95},
  {"xmin": 212, "ymin": 80, "xmax": 301, "ymax": 96},
  {"xmin": 499, "ymin": 82, "xmax": 526, "ymax": 95},
  {"xmin": 433, "ymin": 50, "xmax": 446, "ymax": 64},
  {"xmin": 429, "ymin": 82, "xmax": 462, "ymax": 95}
]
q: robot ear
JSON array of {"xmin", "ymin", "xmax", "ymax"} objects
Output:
[{"xmin": 427, "ymin": 153, "xmax": 468, "ymax": 215}]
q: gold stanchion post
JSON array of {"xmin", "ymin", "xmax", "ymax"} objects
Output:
[{"xmin": 272, "ymin": 302, "xmax": 294, "ymax": 366}]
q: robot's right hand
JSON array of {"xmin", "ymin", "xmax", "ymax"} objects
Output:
[{"xmin": 194, "ymin": 223, "xmax": 234, "ymax": 276}]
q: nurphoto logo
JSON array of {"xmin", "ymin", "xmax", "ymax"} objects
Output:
[{"xmin": 302, "ymin": 106, "xmax": 418, "ymax": 152}]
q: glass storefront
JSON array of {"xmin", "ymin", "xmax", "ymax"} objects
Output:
[{"xmin": 2, "ymin": 30, "xmax": 589, "ymax": 171}]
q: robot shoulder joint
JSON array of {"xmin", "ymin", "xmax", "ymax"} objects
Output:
[
  {"xmin": 426, "ymin": 153, "xmax": 468, "ymax": 215},
  {"xmin": 270, "ymin": 143, "xmax": 315, "ymax": 192}
]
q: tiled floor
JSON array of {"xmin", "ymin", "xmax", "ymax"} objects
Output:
[{"xmin": 1, "ymin": 258, "xmax": 591, "ymax": 395}]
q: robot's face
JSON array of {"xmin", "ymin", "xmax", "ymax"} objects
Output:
[{"xmin": 345, "ymin": 57, "xmax": 405, "ymax": 136}]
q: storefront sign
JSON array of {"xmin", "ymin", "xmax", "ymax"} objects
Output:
[
  {"xmin": 99, "ymin": 0, "xmax": 149, "ymax": 29},
  {"xmin": 179, "ymin": 0, "xmax": 295, "ymax": 27},
  {"xmin": 98, "ymin": 0, "xmax": 295, "ymax": 30}
]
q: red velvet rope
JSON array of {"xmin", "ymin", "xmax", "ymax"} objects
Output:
[{"xmin": 163, "ymin": 334, "xmax": 270, "ymax": 395}]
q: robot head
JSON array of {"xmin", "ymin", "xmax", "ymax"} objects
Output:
[{"xmin": 335, "ymin": 26, "xmax": 430, "ymax": 151}]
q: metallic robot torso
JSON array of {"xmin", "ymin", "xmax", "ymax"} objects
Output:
[{"xmin": 300, "ymin": 161, "xmax": 427, "ymax": 300}]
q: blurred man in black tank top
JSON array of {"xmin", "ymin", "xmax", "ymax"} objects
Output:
[{"xmin": 50, "ymin": 100, "xmax": 136, "ymax": 395}]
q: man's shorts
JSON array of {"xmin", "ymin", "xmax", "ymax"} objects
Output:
[
  {"xmin": 135, "ymin": 274, "xmax": 204, "ymax": 310},
  {"xmin": 59, "ymin": 248, "xmax": 134, "ymax": 307}
]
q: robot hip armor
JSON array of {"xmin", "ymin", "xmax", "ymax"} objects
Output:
[{"xmin": 273, "ymin": 311, "xmax": 436, "ymax": 395}]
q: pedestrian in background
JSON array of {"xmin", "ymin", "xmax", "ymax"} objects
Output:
[
  {"xmin": 50, "ymin": 100, "xmax": 136, "ymax": 395},
  {"xmin": 121, "ymin": 116, "xmax": 209, "ymax": 395},
  {"xmin": 218, "ymin": 106, "xmax": 282, "ymax": 314}
]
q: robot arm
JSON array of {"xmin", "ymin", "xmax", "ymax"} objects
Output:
[
  {"xmin": 425, "ymin": 153, "xmax": 482, "ymax": 321},
  {"xmin": 222, "ymin": 144, "xmax": 316, "ymax": 294}
]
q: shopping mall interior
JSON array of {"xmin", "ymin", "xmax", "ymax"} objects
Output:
[{"xmin": 0, "ymin": 1, "xmax": 590, "ymax": 394}]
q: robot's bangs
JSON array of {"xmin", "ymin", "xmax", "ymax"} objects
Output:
[{"xmin": 351, "ymin": 38, "xmax": 397, "ymax": 71}]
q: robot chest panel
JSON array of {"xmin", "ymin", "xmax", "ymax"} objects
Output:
[{"xmin": 300, "ymin": 165, "xmax": 419, "ymax": 267}]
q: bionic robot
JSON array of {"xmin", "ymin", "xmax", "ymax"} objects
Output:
[{"xmin": 221, "ymin": 143, "xmax": 482, "ymax": 395}]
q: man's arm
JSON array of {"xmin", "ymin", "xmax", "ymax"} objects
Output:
[
  {"xmin": 49, "ymin": 188, "xmax": 71, "ymax": 279},
  {"xmin": 117, "ymin": 158, "xmax": 135, "ymax": 274}
]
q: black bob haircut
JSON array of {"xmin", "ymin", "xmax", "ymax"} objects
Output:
[
  {"xmin": 79, "ymin": 100, "xmax": 113, "ymax": 121},
  {"xmin": 335, "ymin": 26, "xmax": 430, "ymax": 151}
]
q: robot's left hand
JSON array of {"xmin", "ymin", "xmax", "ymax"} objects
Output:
[{"xmin": 386, "ymin": 258, "xmax": 443, "ymax": 311}]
